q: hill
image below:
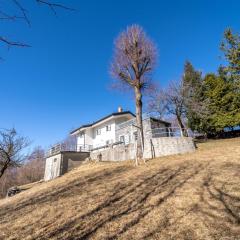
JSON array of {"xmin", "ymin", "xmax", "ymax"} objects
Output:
[{"xmin": 0, "ymin": 138, "xmax": 240, "ymax": 240}]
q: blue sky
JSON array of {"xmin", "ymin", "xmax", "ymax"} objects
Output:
[{"xmin": 1, "ymin": 0, "xmax": 240, "ymax": 150}]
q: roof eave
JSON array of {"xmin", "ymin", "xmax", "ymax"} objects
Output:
[{"xmin": 70, "ymin": 111, "xmax": 135, "ymax": 135}]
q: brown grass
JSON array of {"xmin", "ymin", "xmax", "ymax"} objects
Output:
[{"xmin": 0, "ymin": 138, "xmax": 240, "ymax": 240}]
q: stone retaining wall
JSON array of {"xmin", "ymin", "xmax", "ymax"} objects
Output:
[
  {"xmin": 90, "ymin": 143, "xmax": 136, "ymax": 161},
  {"xmin": 90, "ymin": 137, "xmax": 195, "ymax": 161},
  {"xmin": 143, "ymin": 137, "xmax": 196, "ymax": 159}
]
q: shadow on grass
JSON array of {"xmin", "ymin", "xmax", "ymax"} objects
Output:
[
  {"xmin": 196, "ymin": 162, "xmax": 240, "ymax": 239},
  {"xmin": 45, "ymin": 161, "xmax": 204, "ymax": 240}
]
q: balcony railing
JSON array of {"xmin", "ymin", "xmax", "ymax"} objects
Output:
[
  {"xmin": 46, "ymin": 143, "xmax": 93, "ymax": 157},
  {"xmin": 146, "ymin": 127, "xmax": 190, "ymax": 138},
  {"xmin": 116, "ymin": 118, "xmax": 136, "ymax": 130}
]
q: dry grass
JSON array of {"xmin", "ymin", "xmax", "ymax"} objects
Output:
[{"xmin": 0, "ymin": 138, "xmax": 240, "ymax": 240}]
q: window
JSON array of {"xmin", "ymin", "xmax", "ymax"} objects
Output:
[
  {"xmin": 106, "ymin": 140, "xmax": 110, "ymax": 145},
  {"xmin": 119, "ymin": 135, "xmax": 125, "ymax": 143},
  {"xmin": 79, "ymin": 133, "xmax": 84, "ymax": 138},
  {"xmin": 125, "ymin": 134, "xmax": 130, "ymax": 144},
  {"xmin": 133, "ymin": 131, "xmax": 138, "ymax": 141},
  {"xmin": 96, "ymin": 129, "xmax": 101, "ymax": 135},
  {"xmin": 106, "ymin": 125, "xmax": 111, "ymax": 131}
]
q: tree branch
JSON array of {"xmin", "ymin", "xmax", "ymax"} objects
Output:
[
  {"xmin": 12, "ymin": 0, "xmax": 31, "ymax": 26},
  {"xmin": 0, "ymin": 36, "xmax": 31, "ymax": 48},
  {"xmin": 36, "ymin": 0, "xmax": 75, "ymax": 14}
]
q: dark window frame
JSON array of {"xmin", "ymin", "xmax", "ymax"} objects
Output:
[
  {"xmin": 106, "ymin": 125, "xmax": 111, "ymax": 131},
  {"xmin": 119, "ymin": 135, "xmax": 125, "ymax": 143},
  {"xmin": 96, "ymin": 129, "xmax": 101, "ymax": 135}
]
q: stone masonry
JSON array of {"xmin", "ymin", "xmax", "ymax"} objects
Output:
[{"xmin": 90, "ymin": 137, "xmax": 196, "ymax": 161}]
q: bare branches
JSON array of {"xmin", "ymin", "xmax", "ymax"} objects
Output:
[
  {"xmin": 0, "ymin": 36, "xmax": 30, "ymax": 48},
  {"xmin": 36, "ymin": 0, "xmax": 75, "ymax": 14},
  {"xmin": 146, "ymin": 84, "xmax": 168, "ymax": 118},
  {"xmin": 0, "ymin": 10, "xmax": 24, "ymax": 21},
  {"xmin": 110, "ymin": 25, "xmax": 157, "ymax": 89},
  {"xmin": 147, "ymin": 81, "xmax": 188, "ymax": 136},
  {"xmin": 12, "ymin": 0, "xmax": 31, "ymax": 26},
  {"xmin": 0, "ymin": 0, "xmax": 72, "ymax": 53},
  {"xmin": 0, "ymin": 128, "xmax": 29, "ymax": 178}
]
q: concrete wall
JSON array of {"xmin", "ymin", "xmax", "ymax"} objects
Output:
[
  {"xmin": 44, "ymin": 137, "xmax": 195, "ymax": 181},
  {"xmin": 63, "ymin": 152, "xmax": 90, "ymax": 171},
  {"xmin": 44, "ymin": 153, "xmax": 62, "ymax": 181},
  {"xmin": 90, "ymin": 143, "xmax": 136, "ymax": 161},
  {"xmin": 90, "ymin": 137, "xmax": 195, "ymax": 161},
  {"xmin": 143, "ymin": 137, "xmax": 196, "ymax": 159},
  {"xmin": 44, "ymin": 151, "xmax": 89, "ymax": 181}
]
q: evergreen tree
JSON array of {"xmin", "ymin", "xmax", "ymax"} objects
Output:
[
  {"xmin": 182, "ymin": 61, "xmax": 206, "ymax": 131},
  {"xmin": 221, "ymin": 29, "xmax": 240, "ymax": 86},
  {"xmin": 201, "ymin": 73, "xmax": 240, "ymax": 135}
]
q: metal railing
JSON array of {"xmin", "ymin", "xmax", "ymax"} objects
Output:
[
  {"xmin": 115, "ymin": 114, "xmax": 152, "ymax": 131},
  {"xmin": 116, "ymin": 118, "xmax": 136, "ymax": 130},
  {"xmin": 146, "ymin": 127, "xmax": 190, "ymax": 138},
  {"xmin": 46, "ymin": 143, "xmax": 93, "ymax": 157}
]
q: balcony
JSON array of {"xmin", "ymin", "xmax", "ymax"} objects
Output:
[{"xmin": 46, "ymin": 143, "xmax": 93, "ymax": 157}]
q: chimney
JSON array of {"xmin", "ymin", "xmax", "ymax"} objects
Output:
[{"xmin": 118, "ymin": 106, "xmax": 123, "ymax": 113}]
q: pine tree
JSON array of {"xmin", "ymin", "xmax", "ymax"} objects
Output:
[
  {"xmin": 182, "ymin": 61, "xmax": 205, "ymax": 131},
  {"xmin": 221, "ymin": 29, "xmax": 240, "ymax": 86},
  {"xmin": 202, "ymin": 74, "xmax": 240, "ymax": 135}
]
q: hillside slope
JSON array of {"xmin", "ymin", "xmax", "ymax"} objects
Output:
[{"xmin": 0, "ymin": 138, "xmax": 240, "ymax": 240}]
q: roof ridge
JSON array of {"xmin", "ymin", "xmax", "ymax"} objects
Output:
[{"xmin": 70, "ymin": 111, "xmax": 135, "ymax": 135}]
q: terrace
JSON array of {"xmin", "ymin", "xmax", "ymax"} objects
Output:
[{"xmin": 46, "ymin": 143, "xmax": 93, "ymax": 157}]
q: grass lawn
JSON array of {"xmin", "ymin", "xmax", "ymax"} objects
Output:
[{"xmin": 0, "ymin": 138, "xmax": 240, "ymax": 240}]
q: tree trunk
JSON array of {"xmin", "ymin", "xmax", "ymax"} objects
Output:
[
  {"xmin": 176, "ymin": 114, "xmax": 188, "ymax": 137},
  {"xmin": 134, "ymin": 86, "xmax": 144, "ymax": 165},
  {"xmin": 0, "ymin": 152, "xmax": 11, "ymax": 179},
  {"xmin": 0, "ymin": 161, "xmax": 9, "ymax": 179}
]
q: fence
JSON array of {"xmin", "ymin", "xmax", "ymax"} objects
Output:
[
  {"xmin": 146, "ymin": 127, "xmax": 190, "ymax": 138},
  {"xmin": 46, "ymin": 143, "xmax": 93, "ymax": 157},
  {"xmin": 46, "ymin": 127, "xmax": 192, "ymax": 157}
]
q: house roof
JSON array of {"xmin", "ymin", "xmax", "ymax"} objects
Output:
[
  {"xmin": 149, "ymin": 117, "xmax": 171, "ymax": 126},
  {"xmin": 70, "ymin": 111, "xmax": 135, "ymax": 135}
]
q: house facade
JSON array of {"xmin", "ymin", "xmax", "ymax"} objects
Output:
[
  {"xmin": 70, "ymin": 108, "xmax": 171, "ymax": 151},
  {"xmin": 70, "ymin": 110, "xmax": 135, "ymax": 150},
  {"xmin": 44, "ymin": 108, "xmax": 196, "ymax": 181}
]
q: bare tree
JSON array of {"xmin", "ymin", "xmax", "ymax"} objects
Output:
[
  {"xmin": 17, "ymin": 146, "xmax": 45, "ymax": 183},
  {"xmin": 0, "ymin": 1, "xmax": 73, "ymax": 51},
  {"xmin": 62, "ymin": 134, "xmax": 77, "ymax": 151},
  {"xmin": 110, "ymin": 25, "xmax": 157, "ymax": 165},
  {"xmin": 148, "ymin": 81, "xmax": 188, "ymax": 137},
  {"xmin": 0, "ymin": 128, "xmax": 29, "ymax": 178},
  {"xmin": 146, "ymin": 84, "xmax": 168, "ymax": 118},
  {"xmin": 0, "ymin": 146, "xmax": 45, "ymax": 198},
  {"xmin": 165, "ymin": 81, "xmax": 188, "ymax": 136}
]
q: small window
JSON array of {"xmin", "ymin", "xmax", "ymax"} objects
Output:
[
  {"xmin": 133, "ymin": 131, "xmax": 138, "ymax": 141},
  {"xmin": 96, "ymin": 129, "xmax": 101, "ymax": 135},
  {"xmin": 106, "ymin": 125, "xmax": 111, "ymax": 131},
  {"xmin": 106, "ymin": 140, "xmax": 110, "ymax": 145},
  {"xmin": 119, "ymin": 135, "xmax": 125, "ymax": 143},
  {"xmin": 54, "ymin": 158, "xmax": 57, "ymax": 162},
  {"xmin": 79, "ymin": 133, "xmax": 84, "ymax": 138}
]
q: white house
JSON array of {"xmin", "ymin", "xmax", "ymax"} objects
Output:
[
  {"xmin": 70, "ymin": 107, "xmax": 171, "ymax": 151},
  {"xmin": 44, "ymin": 108, "xmax": 195, "ymax": 181},
  {"xmin": 70, "ymin": 108, "xmax": 136, "ymax": 151}
]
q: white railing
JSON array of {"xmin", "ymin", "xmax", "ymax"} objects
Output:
[
  {"xmin": 46, "ymin": 143, "xmax": 93, "ymax": 157},
  {"xmin": 146, "ymin": 127, "xmax": 190, "ymax": 138},
  {"xmin": 116, "ymin": 118, "xmax": 136, "ymax": 130},
  {"xmin": 115, "ymin": 114, "xmax": 152, "ymax": 131}
]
